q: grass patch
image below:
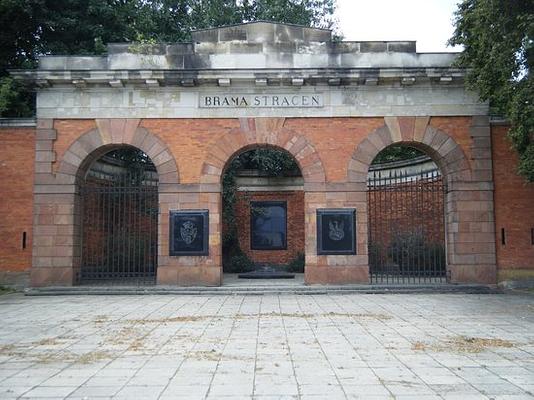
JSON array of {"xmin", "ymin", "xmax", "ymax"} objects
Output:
[
  {"xmin": 412, "ymin": 335, "xmax": 516, "ymax": 353},
  {"xmin": 0, "ymin": 286, "xmax": 15, "ymax": 295},
  {"xmin": 126, "ymin": 312, "xmax": 392, "ymax": 324}
]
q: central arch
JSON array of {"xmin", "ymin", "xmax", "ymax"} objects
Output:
[
  {"xmin": 200, "ymin": 118, "xmax": 326, "ymax": 185},
  {"xmin": 200, "ymin": 117, "xmax": 326, "ymax": 284},
  {"xmin": 221, "ymin": 145, "xmax": 305, "ymax": 280}
]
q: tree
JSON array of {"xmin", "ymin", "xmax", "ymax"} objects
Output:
[
  {"xmin": 0, "ymin": 0, "xmax": 337, "ymax": 117},
  {"xmin": 449, "ymin": 0, "xmax": 534, "ymax": 181},
  {"xmin": 0, "ymin": 0, "xmax": 144, "ymax": 116},
  {"xmin": 372, "ymin": 145, "xmax": 424, "ymax": 164}
]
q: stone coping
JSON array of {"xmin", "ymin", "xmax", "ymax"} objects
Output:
[
  {"xmin": 0, "ymin": 118, "xmax": 36, "ymax": 127},
  {"xmin": 10, "ymin": 22, "xmax": 464, "ymax": 90},
  {"xmin": 12, "ymin": 66, "xmax": 465, "ymax": 89},
  {"xmin": 25, "ymin": 283, "xmax": 500, "ymax": 296}
]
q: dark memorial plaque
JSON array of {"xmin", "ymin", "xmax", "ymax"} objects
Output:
[
  {"xmin": 317, "ymin": 209, "xmax": 356, "ymax": 255},
  {"xmin": 250, "ymin": 201, "xmax": 287, "ymax": 250},
  {"xmin": 169, "ymin": 210, "xmax": 209, "ymax": 256}
]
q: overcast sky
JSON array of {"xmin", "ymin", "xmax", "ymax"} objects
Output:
[{"xmin": 335, "ymin": 0, "xmax": 462, "ymax": 52}]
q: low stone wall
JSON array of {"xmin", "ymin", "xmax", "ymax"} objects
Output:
[
  {"xmin": 492, "ymin": 123, "xmax": 534, "ymax": 287},
  {"xmin": 0, "ymin": 121, "xmax": 35, "ymax": 288}
]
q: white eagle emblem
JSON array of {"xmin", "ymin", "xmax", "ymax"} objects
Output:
[
  {"xmin": 180, "ymin": 221, "xmax": 197, "ymax": 245},
  {"xmin": 328, "ymin": 220, "xmax": 344, "ymax": 241}
]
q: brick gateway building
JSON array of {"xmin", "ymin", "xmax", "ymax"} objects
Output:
[{"xmin": 1, "ymin": 22, "xmax": 533, "ymax": 287}]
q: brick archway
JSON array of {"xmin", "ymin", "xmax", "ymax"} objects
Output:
[
  {"xmin": 200, "ymin": 117, "xmax": 325, "ymax": 184},
  {"xmin": 200, "ymin": 117, "xmax": 325, "ymax": 283},
  {"xmin": 58, "ymin": 119, "xmax": 179, "ymax": 184},
  {"xmin": 347, "ymin": 117, "xmax": 471, "ymax": 184},
  {"xmin": 31, "ymin": 119, "xmax": 179, "ymax": 287},
  {"xmin": 346, "ymin": 116, "xmax": 496, "ymax": 284}
]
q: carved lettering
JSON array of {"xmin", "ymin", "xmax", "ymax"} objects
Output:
[{"xmin": 200, "ymin": 94, "xmax": 324, "ymax": 108}]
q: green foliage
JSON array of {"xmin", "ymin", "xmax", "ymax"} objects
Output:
[
  {"xmin": 372, "ymin": 145, "xmax": 424, "ymax": 164},
  {"xmin": 222, "ymin": 147, "xmax": 299, "ymax": 235},
  {"xmin": 387, "ymin": 231, "xmax": 446, "ymax": 277},
  {"xmin": 106, "ymin": 148, "xmax": 156, "ymax": 171},
  {"xmin": 0, "ymin": 0, "xmax": 337, "ymax": 117},
  {"xmin": 223, "ymin": 249, "xmax": 255, "ymax": 273},
  {"xmin": 104, "ymin": 229, "xmax": 156, "ymax": 272},
  {"xmin": 0, "ymin": 77, "xmax": 32, "ymax": 117},
  {"xmin": 222, "ymin": 147, "xmax": 301, "ymax": 266},
  {"xmin": 231, "ymin": 148, "xmax": 300, "ymax": 176},
  {"xmin": 0, "ymin": 285, "xmax": 15, "ymax": 295},
  {"xmin": 240, "ymin": 0, "xmax": 336, "ymax": 29},
  {"xmin": 287, "ymin": 252, "xmax": 305, "ymax": 273},
  {"xmin": 449, "ymin": 0, "xmax": 534, "ymax": 181}
]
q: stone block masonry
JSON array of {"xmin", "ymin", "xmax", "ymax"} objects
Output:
[
  {"xmin": 2, "ymin": 115, "xmax": 530, "ymax": 287},
  {"xmin": 0, "ymin": 126, "xmax": 35, "ymax": 287},
  {"xmin": 3, "ymin": 22, "xmax": 531, "ymax": 287}
]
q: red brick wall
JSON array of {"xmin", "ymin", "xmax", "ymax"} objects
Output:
[
  {"xmin": 368, "ymin": 177, "xmax": 446, "ymax": 248},
  {"xmin": 49, "ymin": 117, "xmax": 478, "ymax": 185},
  {"xmin": 492, "ymin": 124, "xmax": 534, "ymax": 277},
  {"xmin": 0, "ymin": 127, "xmax": 35, "ymax": 272},
  {"xmin": 22, "ymin": 115, "xmax": 504, "ymax": 285},
  {"xmin": 233, "ymin": 191, "xmax": 304, "ymax": 264}
]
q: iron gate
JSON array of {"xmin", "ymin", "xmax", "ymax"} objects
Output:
[
  {"xmin": 367, "ymin": 168, "xmax": 447, "ymax": 284},
  {"xmin": 80, "ymin": 163, "xmax": 158, "ymax": 284}
]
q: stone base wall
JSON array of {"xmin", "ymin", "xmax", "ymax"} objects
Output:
[
  {"xmin": 1, "ymin": 115, "xmax": 520, "ymax": 287},
  {"xmin": 492, "ymin": 124, "xmax": 534, "ymax": 285}
]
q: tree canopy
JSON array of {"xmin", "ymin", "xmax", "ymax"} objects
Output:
[
  {"xmin": 449, "ymin": 0, "xmax": 534, "ymax": 181},
  {"xmin": 0, "ymin": 0, "xmax": 337, "ymax": 117}
]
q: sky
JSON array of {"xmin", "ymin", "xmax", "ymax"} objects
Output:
[{"xmin": 335, "ymin": 0, "xmax": 462, "ymax": 53}]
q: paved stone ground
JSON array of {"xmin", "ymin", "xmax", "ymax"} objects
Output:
[{"xmin": 1, "ymin": 293, "xmax": 534, "ymax": 400}]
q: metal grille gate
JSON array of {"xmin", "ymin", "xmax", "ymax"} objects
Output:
[
  {"xmin": 367, "ymin": 168, "xmax": 447, "ymax": 284},
  {"xmin": 80, "ymin": 164, "xmax": 158, "ymax": 284}
]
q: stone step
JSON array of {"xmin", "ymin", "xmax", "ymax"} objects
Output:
[{"xmin": 25, "ymin": 284, "xmax": 499, "ymax": 296}]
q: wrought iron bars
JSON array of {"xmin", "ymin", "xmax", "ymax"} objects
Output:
[
  {"xmin": 367, "ymin": 168, "xmax": 446, "ymax": 284},
  {"xmin": 80, "ymin": 167, "xmax": 158, "ymax": 284}
]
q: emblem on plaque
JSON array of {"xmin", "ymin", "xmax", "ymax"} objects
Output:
[
  {"xmin": 169, "ymin": 210, "xmax": 209, "ymax": 256},
  {"xmin": 328, "ymin": 220, "xmax": 344, "ymax": 241},
  {"xmin": 180, "ymin": 221, "xmax": 197, "ymax": 245},
  {"xmin": 317, "ymin": 209, "xmax": 356, "ymax": 255}
]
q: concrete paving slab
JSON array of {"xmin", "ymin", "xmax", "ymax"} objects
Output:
[{"xmin": 0, "ymin": 292, "xmax": 533, "ymax": 399}]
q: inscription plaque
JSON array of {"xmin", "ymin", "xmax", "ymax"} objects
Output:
[
  {"xmin": 169, "ymin": 210, "xmax": 209, "ymax": 256},
  {"xmin": 200, "ymin": 94, "xmax": 324, "ymax": 108},
  {"xmin": 317, "ymin": 209, "xmax": 356, "ymax": 255}
]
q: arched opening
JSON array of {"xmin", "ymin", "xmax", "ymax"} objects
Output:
[
  {"xmin": 79, "ymin": 146, "xmax": 158, "ymax": 284},
  {"xmin": 367, "ymin": 144, "xmax": 447, "ymax": 284},
  {"xmin": 221, "ymin": 146, "xmax": 305, "ymax": 283}
]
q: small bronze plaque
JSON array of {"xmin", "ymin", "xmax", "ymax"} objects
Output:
[
  {"xmin": 317, "ymin": 209, "xmax": 356, "ymax": 255},
  {"xmin": 169, "ymin": 210, "xmax": 209, "ymax": 256}
]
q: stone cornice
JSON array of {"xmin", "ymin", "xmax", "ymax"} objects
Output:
[{"xmin": 11, "ymin": 67, "xmax": 466, "ymax": 89}]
